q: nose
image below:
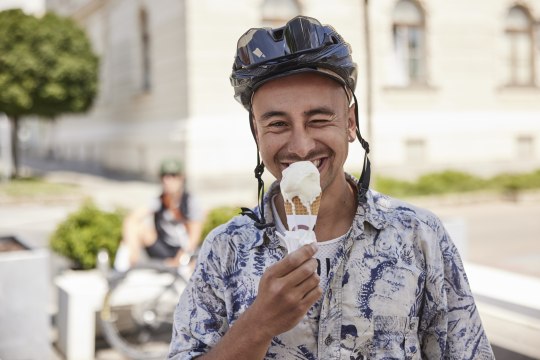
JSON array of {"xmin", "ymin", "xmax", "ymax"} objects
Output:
[{"xmin": 287, "ymin": 128, "xmax": 316, "ymax": 159}]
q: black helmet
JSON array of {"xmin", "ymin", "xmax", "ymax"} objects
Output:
[{"xmin": 231, "ymin": 16, "xmax": 358, "ymax": 111}]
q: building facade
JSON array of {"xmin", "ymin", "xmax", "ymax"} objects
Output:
[
  {"xmin": 0, "ymin": 0, "xmax": 45, "ymax": 14},
  {"xmin": 38, "ymin": 0, "xmax": 540, "ymax": 209}
]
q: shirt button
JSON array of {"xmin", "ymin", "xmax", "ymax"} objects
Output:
[{"xmin": 324, "ymin": 335, "xmax": 333, "ymax": 345}]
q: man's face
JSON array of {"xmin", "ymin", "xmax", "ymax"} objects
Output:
[{"xmin": 251, "ymin": 72, "xmax": 356, "ymax": 193}]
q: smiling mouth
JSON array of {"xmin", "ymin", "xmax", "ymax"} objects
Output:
[{"xmin": 282, "ymin": 158, "xmax": 325, "ymax": 172}]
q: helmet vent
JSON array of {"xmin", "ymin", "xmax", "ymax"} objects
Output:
[{"xmin": 272, "ymin": 29, "xmax": 284, "ymax": 41}]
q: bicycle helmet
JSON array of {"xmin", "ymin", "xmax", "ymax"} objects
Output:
[
  {"xmin": 230, "ymin": 16, "xmax": 370, "ymax": 229},
  {"xmin": 231, "ymin": 16, "xmax": 358, "ymax": 111},
  {"xmin": 159, "ymin": 158, "xmax": 184, "ymax": 176}
]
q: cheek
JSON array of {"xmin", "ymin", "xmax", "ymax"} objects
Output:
[
  {"xmin": 258, "ymin": 134, "xmax": 281, "ymax": 156},
  {"xmin": 260, "ymin": 149, "xmax": 277, "ymax": 168},
  {"xmin": 258, "ymin": 137, "xmax": 284, "ymax": 176}
]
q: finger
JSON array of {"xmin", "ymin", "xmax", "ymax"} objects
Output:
[
  {"xmin": 284, "ymin": 258, "xmax": 318, "ymax": 286},
  {"xmin": 276, "ymin": 274, "xmax": 320, "ymax": 314},
  {"xmin": 301, "ymin": 279, "xmax": 323, "ymax": 304},
  {"xmin": 294, "ymin": 272, "xmax": 320, "ymax": 298},
  {"xmin": 271, "ymin": 243, "xmax": 318, "ymax": 278}
]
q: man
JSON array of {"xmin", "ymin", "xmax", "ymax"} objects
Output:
[
  {"xmin": 169, "ymin": 16, "xmax": 494, "ymax": 359},
  {"xmin": 114, "ymin": 158, "xmax": 203, "ymax": 270}
]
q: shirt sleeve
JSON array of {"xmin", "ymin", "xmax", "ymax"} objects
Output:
[
  {"xmin": 419, "ymin": 219, "xmax": 495, "ymax": 359},
  {"xmin": 168, "ymin": 236, "xmax": 228, "ymax": 359},
  {"xmin": 186, "ymin": 194, "xmax": 204, "ymax": 222},
  {"xmin": 149, "ymin": 197, "xmax": 162, "ymax": 213}
]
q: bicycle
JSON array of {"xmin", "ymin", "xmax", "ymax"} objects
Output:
[{"xmin": 99, "ymin": 251, "xmax": 196, "ymax": 360}]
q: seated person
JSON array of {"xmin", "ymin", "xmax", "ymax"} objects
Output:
[{"xmin": 114, "ymin": 159, "xmax": 203, "ymax": 271}]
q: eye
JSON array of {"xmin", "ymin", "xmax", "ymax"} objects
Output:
[
  {"xmin": 269, "ymin": 121, "xmax": 288, "ymax": 128},
  {"xmin": 310, "ymin": 118, "xmax": 331, "ymax": 126}
]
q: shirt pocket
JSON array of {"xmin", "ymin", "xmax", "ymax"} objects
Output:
[{"xmin": 371, "ymin": 315, "xmax": 421, "ymax": 360}]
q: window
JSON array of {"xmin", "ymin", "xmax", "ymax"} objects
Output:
[
  {"xmin": 504, "ymin": 6, "xmax": 535, "ymax": 86},
  {"xmin": 261, "ymin": 0, "xmax": 301, "ymax": 27},
  {"xmin": 140, "ymin": 8, "xmax": 151, "ymax": 92},
  {"xmin": 391, "ymin": 0, "xmax": 427, "ymax": 86},
  {"xmin": 405, "ymin": 138, "xmax": 426, "ymax": 163},
  {"xmin": 516, "ymin": 135, "xmax": 535, "ymax": 159}
]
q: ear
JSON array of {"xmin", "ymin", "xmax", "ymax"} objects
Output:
[{"xmin": 347, "ymin": 103, "xmax": 357, "ymax": 143}]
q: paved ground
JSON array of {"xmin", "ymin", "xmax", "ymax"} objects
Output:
[
  {"xmin": 1, "ymin": 158, "xmax": 539, "ymax": 359},
  {"xmin": 0, "ymin": 166, "xmax": 159, "ymax": 360},
  {"xmin": 424, "ymin": 195, "xmax": 540, "ymax": 278}
]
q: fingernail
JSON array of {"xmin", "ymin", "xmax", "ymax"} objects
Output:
[{"xmin": 310, "ymin": 243, "xmax": 318, "ymax": 252}]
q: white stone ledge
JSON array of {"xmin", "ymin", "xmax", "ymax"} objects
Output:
[{"xmin": 465, "ymin": 262, "xmax": 540, "ymax": 359}]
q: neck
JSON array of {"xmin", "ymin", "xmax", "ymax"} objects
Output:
[{"xmin": 316, "ymin": 173, "xmax": 357, "ymax": 241}]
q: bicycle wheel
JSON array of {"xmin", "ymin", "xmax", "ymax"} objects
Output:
[{"xmin": 100, "ymin": 263, "xmax": 188, "ymax": 360}]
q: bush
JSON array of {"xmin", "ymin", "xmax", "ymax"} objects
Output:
[
  {"xmin": 489, "ymin": 170, "xmax": 540, "ymax": 192},
  {"xmin": 373, "ymin": 176, "xmax": 416, "ymax": 198},
  {"xmin": 200, "ymin": 206, "xmax": 241, "ymax": 244},
  {"xmin": 368, "ymin": 169, "xmax": 540, "ymax": 198},
  {"xmin": 49, "ymin": 200, "xmax": 125, "ymax": 269},
  {"xmin": 414, "ymin": 171, "xmax": 486, "ymax": 195}
]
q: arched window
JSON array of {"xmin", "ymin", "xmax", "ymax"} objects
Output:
[
  {"xmin": 140, "ymin": 8, "xmax": 151, "ymax": 92},
  {"xmin": 391, "ymin": 0, "xmax": 426, "ymax": 86},
  {"xmin": 505, "ymin": 5, "xmax": 535, "ymax": 86},
  {"xmin": 261, "ymin": 0, "xmax": 301, "ymax": 27}
]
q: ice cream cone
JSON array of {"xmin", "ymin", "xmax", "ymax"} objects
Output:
[
  {"xmin": 284, "ymin": 195, "xmax": 320, "ymax": 232},
  {"xmin": 284, "ymin": 195, "xmax": 321, "ymax": 216},
  {"xmin": 279, "ymin": 161, "xmax": 321, "ymax": 251}
]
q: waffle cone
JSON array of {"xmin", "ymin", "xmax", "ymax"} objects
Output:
[{"xmin": 284, "ymin": 195, "xmax": 321, "ymax": 216}]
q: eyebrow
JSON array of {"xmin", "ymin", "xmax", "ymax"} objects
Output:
[
  {"xmin": 304, "ymin": 107, "xmax": 336, "ymax": 117},
  {"xmin": 259, "ymin": 111, "xmax": 287, "ymax": 122},
  {"xmin": 258, "ymin": 107, "xmax": 336, "ymax": 122}
]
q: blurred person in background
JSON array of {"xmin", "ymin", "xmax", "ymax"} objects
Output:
[
  {"xmin": 168, "ymin": 16, "xmax": 494, "ymax": 359},
  {"xmin": 114, "ymin": 158, "xmax": 203, "ymax": 271}
]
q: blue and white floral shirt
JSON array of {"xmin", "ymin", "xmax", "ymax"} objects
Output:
[{"xmin": 169, "ymin": 175, "xmax": 495, "ymax": 359}]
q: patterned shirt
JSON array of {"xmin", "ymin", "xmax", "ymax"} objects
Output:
[{"xmin": 169, "ymin": 174, "xmax": 495, "ymax": 359}]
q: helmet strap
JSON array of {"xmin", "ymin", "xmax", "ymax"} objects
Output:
[
  {"xmin": 240, "ymin": 111, "xmax": 274, "ymax": 229},
  {"xmin": 352, "ymin": 92, "xmax": 371, "ymax": 203}
]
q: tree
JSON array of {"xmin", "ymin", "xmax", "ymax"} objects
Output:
[{"xmin": 0, "ymin": 9, "xmax": 98, "ymax": 177}]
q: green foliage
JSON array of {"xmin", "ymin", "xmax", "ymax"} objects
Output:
[
  {"xmin": 489, "ymin": 169, "xmax": 540, "ymax": 192},
  {"xmin": 0, "ymin": 9, "xmax": 99, "ymax": 177},
  {"xmin": 0, "ymin": 176, "xmax": 79, "ymax": 198},
  {"xmin": 375, "ymin": 170, "xmax": 487, "ymax": 196},
  {"xmin": 0, "ymin": 9, "xmax": 39, "ymax": 114},
  {"xmin": 371, "ymin": 169, "xmax": 540, "ymax": 198},
  {"xmin": 414, "ymin": 171, "xmax": 486, "ymax": 195},
  {"xmin": 200, "ymin": 206, "xmax": 241, "ymax": 244},
  {"xmin": 49, "ymin": 201, "xmax": 124, "ymax": 270},
  {"xmin": 0, "ymin": 9, "xmax": 99, "ymax": 117},
  {"xmin": 373, "ymin": 176, "xmax": 416, "ymax": 198}
]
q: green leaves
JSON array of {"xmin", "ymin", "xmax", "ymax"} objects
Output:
[
  {"xmin": 0, "ymin": 9, "xmax": 99, "ymax": 118},
  {"xmin": 49, "ymin": 200, "xmax": 125, "ymax": 270},
  {"xmin": 200, "ymin": 206, "xmax": 241, "ymax": 244},
  {"xmin": 371, "ymin": 169, "xmax": 540, "ymax": 198}
]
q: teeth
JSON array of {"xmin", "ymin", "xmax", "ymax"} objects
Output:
[{"xmin": 283, "ymin": 160, "xmax": 321, "ymax": 168}]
